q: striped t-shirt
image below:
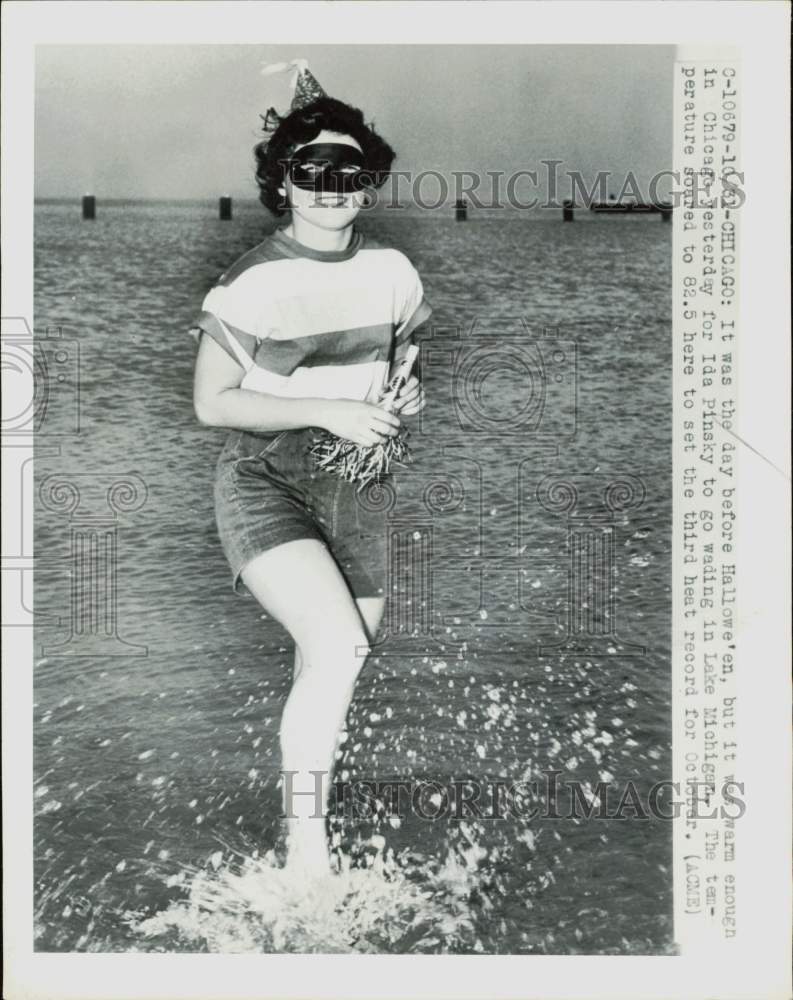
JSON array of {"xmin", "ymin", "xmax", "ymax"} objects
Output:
[{"xmin": 189, "ymin": 225, "xmax": 432, "ymax": 403}]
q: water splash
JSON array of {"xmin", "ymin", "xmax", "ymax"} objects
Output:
[{"xmin": 129, "ymin": 836, "xmax": 485, "ymax": 953}]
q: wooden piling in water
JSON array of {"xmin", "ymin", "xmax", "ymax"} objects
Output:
[
  {"xmin": 454, "ymin": 198, "xmax": 467, "ymax": 221},
  {"xmin": 563, "ymin": 199, "xmax": 574, "ymax": 222},
  {"xmin": 219, "ymin": 196, "xmax": 232, "ymax": 221},
  {"xmin": 82, "ymin": 195, "xmax": 96, "ymax": 220}
]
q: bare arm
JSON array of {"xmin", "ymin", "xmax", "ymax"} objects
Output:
[
  {"xmin": 193, "ymin": 333, "xmax": 331, "ymax": 432},
  {"xmin": 192, "ymin": 333, "xmax": 401, "ymax": 446}
]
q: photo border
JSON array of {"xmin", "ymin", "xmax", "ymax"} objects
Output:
[{"xmin": 2, "ymin": 3, "xmax": 790, "ymax": 999}]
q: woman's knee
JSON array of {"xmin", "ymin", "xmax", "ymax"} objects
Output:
[{"xmin": 298, "ymin": 626, "xmax": 371, "ymax": 675}]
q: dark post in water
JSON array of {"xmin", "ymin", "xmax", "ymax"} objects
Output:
[
  {"xmin": 563, "ymin": 199, "xmax": 574, "ymax": 222},
  {"xmin": 82, "ymin": 195, "xmax": 96, "ymax": 220},
  {"xmin": 219, "ymin": 196, "xmax": 233, "ymax": 221},
  {"xmin": 454, "ymin": 198, "xmax": 467, "ymax": 221}
]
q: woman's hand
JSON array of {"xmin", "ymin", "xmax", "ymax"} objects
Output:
[
  {"xmin": 320, "ymin": 399, "xmax": 401, "ymax": 448},
  {"xmin": 390, "ymin": 375, "xmax": 426, "ymax": 416}
]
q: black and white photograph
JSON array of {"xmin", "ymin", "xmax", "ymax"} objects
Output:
[{"xmin": 2, "ymin": 3, "xmax": 790, "ymax": 998}]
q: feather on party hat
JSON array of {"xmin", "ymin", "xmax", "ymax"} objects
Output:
[{"xmin": 260, "ymin": 59, "xmax": 327, "ymax": 133}]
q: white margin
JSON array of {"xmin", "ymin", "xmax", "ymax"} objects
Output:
[{"xmin": 2, "ymin": 3, "xmax": 790, "ymax": 999}]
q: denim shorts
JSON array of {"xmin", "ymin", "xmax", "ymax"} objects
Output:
[{"xmin": 214, "ymin": 426, "xmax": 389, "ymax": 600}]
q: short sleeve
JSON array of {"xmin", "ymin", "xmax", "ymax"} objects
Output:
[
  {"xmin": 188, "ymin": 284, "xmax": 260, "ymax": 368},
  {"xmin": 395, "ymin": 261, "xmax": 432, "ymax": 343}
]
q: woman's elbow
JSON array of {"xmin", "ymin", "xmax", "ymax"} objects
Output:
[{"xmin": 193, "ymin": 394, "xmax": 223, "ymax": 427}]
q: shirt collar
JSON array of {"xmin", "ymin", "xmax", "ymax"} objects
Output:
[{"xmin": 272, "ymin": 224, "xmax": 364, "ymax": 262}]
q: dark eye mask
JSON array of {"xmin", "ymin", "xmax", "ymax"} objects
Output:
[{"xmin": 287, "ymin": 142, "xmax": 368, "ymax": 193}]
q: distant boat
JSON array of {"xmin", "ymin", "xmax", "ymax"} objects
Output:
[{"xmin": 589, "ymin": 198, "xmax": 672, "ymax": 215}]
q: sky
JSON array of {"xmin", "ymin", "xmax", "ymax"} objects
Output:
[{"xmin": 34, "ymin": 44, "xmax": 675, "ymax": 202}]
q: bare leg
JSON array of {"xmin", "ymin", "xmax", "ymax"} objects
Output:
[
  {"xmin": 241, "ymin": 540, "xmax": 377, "ymax": 874},
  {"xmin": 287, "ymin": 596, "xmax": 386, "ymax": 869}
]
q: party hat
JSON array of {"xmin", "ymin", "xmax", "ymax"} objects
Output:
[
  {"xmin": 260, "ymin": 59, "xmax": 327, "ymax": 132},
  {"xmin": 292, "ymin": 64, "xmax": 326, "ymax": 108}
]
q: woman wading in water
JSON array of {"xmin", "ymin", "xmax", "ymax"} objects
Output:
[{"xmin": 190, "ymin": 65, "xmax": 431, "ymax": 875}]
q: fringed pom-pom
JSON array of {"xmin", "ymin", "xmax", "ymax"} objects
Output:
[
  {"xmin": 308, "ymin": 345, "xmax": 420, "ymax": 490},
  {"xmin": 309, "ymin": 425, "xmax": 413, "ymax": 491}
]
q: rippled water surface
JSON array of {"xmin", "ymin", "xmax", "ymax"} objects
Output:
[{"xmin": 34, "ymin": 201, "xmax": 673, "ymax": 953}]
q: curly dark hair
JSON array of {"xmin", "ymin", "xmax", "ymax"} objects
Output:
[{"xmin": 253, "ymin": 96, "xmax": 396, "ymax": 216}]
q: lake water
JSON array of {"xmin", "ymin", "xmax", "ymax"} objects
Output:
[{"xmin": 33, "ymin": 200, "xmax": 674, "ymax": 953}]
